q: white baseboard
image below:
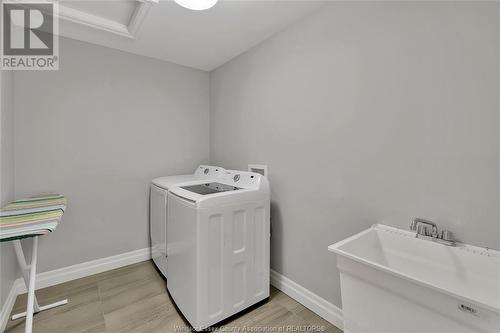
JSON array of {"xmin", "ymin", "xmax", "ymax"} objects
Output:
[
  {"xmin": 270, "ymin": 269, "xmax": 344, "ymax": 331},
  {"xmin": 15, "ymin": 247, "xmax": 151, "ymax": 294},
  {"xmin": 0, "ymin": 247, "xmax": 151, "ymax": 332}
]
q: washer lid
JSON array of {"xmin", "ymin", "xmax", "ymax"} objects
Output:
[
  {"xmin": 152, "ymin": 175, "xmax": 196, "ymax": 190},
  {"xmin": 152, "ymin": 165, "xmax": 226, "ymax": 190},
  {"xmin": 181, "ymin": 182, "xmax": 241, "ymax": 195}
]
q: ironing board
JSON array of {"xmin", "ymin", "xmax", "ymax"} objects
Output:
[{"xmin": 0, "ymin": 193, "xmax": 68, "ymax": 333}]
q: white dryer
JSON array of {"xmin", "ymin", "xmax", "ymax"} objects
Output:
[
  {"xmin": 150, "ymin": 165, "xmax": 225, "ymax": 278},
  {"xmin": 167, "ymin": 169, "xmax": 270, "ymax": 330}
]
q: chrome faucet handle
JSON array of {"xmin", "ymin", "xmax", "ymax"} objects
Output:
[
  {"xmin": 410, "ymin": 220, "xmax": 417, "ymax": 231},
  {"xmin": 417, "ymin": 225, "xmax": 427, "ymax": 236},
  {"xmin": 442, "ymin": 230, "xmax": 453, "ymax": 242},
  {"xmin": 412, "ymin": 217, "xmax": 437, "ymax": 233},
  {"xmin": 431, "ymin": 226, "xmax": 439, "ymax": 238}
]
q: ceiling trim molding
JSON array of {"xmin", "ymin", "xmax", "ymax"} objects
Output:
[
  {"xmin": 57, "ymin": 4, "xmax": 132, "ymax": 38},
  {"xmin": 58, "ymin": 0, "xmax": 158, "ymax": 39},
  {"xmin": 127, "ymin": 0, "xmax": 158, "ymax": 37},
  {"xmin": 8, "ymin": 0, "xmax": 157, "ymax": 38}
]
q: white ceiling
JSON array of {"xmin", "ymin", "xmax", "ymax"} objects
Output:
[{"xmin": 57, "ymin": 0, "xmax": 326, "ymax": 71}]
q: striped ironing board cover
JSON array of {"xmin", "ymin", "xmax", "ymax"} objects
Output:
[{"xmin": 0, "ymin": 193, "xmax": 66, "ymax": 242}]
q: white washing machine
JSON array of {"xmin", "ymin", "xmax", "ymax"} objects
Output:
[
  {"xmin": 150, "ymin": 165, "xmax": 225, "ymax": 278},
  {"xmin": 167, "ymin": 169, "xmax": 270, "ymax": 330}
]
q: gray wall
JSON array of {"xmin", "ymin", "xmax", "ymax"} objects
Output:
[
  {"xmin": 210, "ymin": 2, "xmax": 500, "ymax": 307},
  {"xmin": 0, "ymin": 70, "xmax": 18, "ymax": 309},
  {"xmin": 1, "ymin": 71, "xmax": 14, "ymax": 206},
  {"xmin": 14, "ymin": 38, "xmax": 210, "ymax": 273}
]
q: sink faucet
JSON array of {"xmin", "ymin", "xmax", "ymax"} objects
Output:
[{"xmin": 410, "ymin": 217, "xmax": 456, "ymax": 246}]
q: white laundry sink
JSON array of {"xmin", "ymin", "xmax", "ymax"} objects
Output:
[{"xmin": 328, "ymin": 224, "xmax": 500, "ymax": 333}]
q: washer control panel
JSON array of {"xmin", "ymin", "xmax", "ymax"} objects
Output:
[
  {"xmin": 220, "ymin": 170, "xmax": 261, "ymax": 188},
  {"xmin": 193, "ymin": 165, "xmax": 263, "ymax": 189}
]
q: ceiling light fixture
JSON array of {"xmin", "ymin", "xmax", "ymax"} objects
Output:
[{"xmin": 174, "ymin": 0, "xmax": 218, "ymax": 11}]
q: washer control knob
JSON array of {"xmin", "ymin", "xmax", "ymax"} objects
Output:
[
  {"xmin": 233, "ymin": 174, "xmax": 240, "ymax": 182},
  {"xmin": 204, "ymin": 168, "xmax": 209, "ymax": 174}
]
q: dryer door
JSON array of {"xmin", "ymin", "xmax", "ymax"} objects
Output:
[{"xmin": 150, "ymin": 184, "xmax": 168, "ymax": 278}]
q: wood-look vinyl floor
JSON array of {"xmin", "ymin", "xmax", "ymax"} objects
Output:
[{"xmin": 6, "ymin": 261, "xmax": 342, "ymax": 333}]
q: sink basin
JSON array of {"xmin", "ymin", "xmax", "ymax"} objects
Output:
[{"xmin": 329, "ymin": 224, "xmax": 500, "ymax": 333}]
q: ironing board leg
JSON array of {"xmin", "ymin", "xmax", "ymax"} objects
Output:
[
  {"xmin": 12, "ymin": 240, "xmax": 40, "ymax": 312},
  {"xmin": 11, "ymin": 238, "xmax": 68, "ymax": 333},
  {"xmin": 24, "ymin": 236, "xmax": 38, "ymax": 333}
]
